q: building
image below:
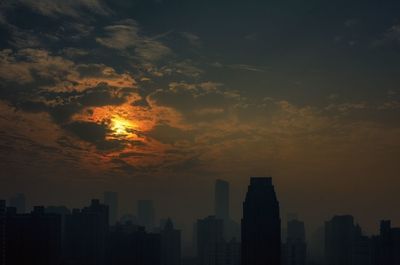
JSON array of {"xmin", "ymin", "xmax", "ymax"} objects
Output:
[
  {"xmin": 3, "ymin": 206, "xmax": 62, "ymax": 265},
  {"xmin": 107, "ymin": 223, "xmax": 161, "ymax": 265},
  {"xmin": 241, "ymin": 177, "xmax": 281, "ymax": 265},
  {"xmin": 64, "ymin": 199, "xmax": 109, "ymax": 265},
  {"xmin": 372, "ymin": 220, "xmax": 400, "ymax": 265},
  {"xmin": 283, "ymin": 219, "xmax": 306, "ymax": 265},
  {"xmin": 215, "ymin": 180, "xmax": 229, "ymax": 221},
  {"xmin": 8, "ymin": 193, "xmax": 26, "ymax": 213},
  {"xmin": 324, "ymin": 215, "xmax": 355, "ymax": 265},
  {"xmin": 137, "ymin": 200, "xmax": 155, "ymax": 232},
  {"xmin": 161, "ymin": 219, "xmax": 181, "ymax": 265},
  {"xmin": 197, "ymin": 216, "xmax": 225, "ymax": 265},
  {"xmin": 104, "ymin": 192, "xmax": 118, "ymax": 225}
]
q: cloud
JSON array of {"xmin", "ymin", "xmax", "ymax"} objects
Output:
[
  {"xmin": 96, "ymin": 21, "xmax": 172, "ymax": 61},
  {"xmin": 18, "ymin": 0, "xmax": 111, "ymax": 17}
]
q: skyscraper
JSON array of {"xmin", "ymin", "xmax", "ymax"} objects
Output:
[
  {"xmin": 137, "ymin": 200, "xmax": 155, "ymax": 231},
  {"xmin": 215, "ymin": 179, "xmax": 229, "ymax": 221},
  {"xmin": 283, "ymin": 219, "xmax": 306, "ymax": 265},
  {"xmin": 241, "ymin": 177, "xmax": 281, "ymax": 265},
  {"xmin": 104, "ymin": 191, "xmax": 118, "ymax": 225},
  {"xmin": 197, "ymin": 216, "xmax": 225, "ymax": 265},
  {"xmin": 161, "ymin": 219, "xmax": 181, "ymax": 265},
  {"xmin": 64, "ymin": 199, "xmax": 109, "ymax": 265},
  {"xmin": 324, "ymin": 215, "xmax": 355, "ymax": 265}
]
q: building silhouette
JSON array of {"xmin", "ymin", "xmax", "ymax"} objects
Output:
[
  {"xmin": 283, "ymin": 219, "xmax": 306, "ymax": 265},
  {"xmin": 215, "ymin": 180, "xmax": 229, "ymax": 221},
  {"xmin": 137, "ymin": 200, "xmax": 155, "ymax": 232},
  {"xmin": 2, "ymin": 206, "xmax": 61, "ymax": 265},
  {"xmin": 104, "ymin": 192, "xmax": 118, "ymax": 225},
  {"xmin": 64, "ymin": 199, "xmax": 109, "ymax": 265},
  {"xmin": 8, "ymin": 193, "xmax": 26, "ymax": 214},
  {"xmin": 324, "ymin": 215, "xmax": 355, "ymax": 265},
  {"xmin": 197, "ymin": 216, "xmax": 225, "ymax": 265},
  {"xmin": 372, "ymin": 220, "xmax": 400, "ymax": 265},
  {"xmin": 241, "ymin": 177, "xmax": 281, "ymax": 265},
  {"xmin": 214, "ymin": 180, "xmax": 240, "ymax": 241},
  {"xmin": 107, "ymin": 222, "xmax": 161, "ymax": 265},
  {"xmin": 161, "ymin": 218, "xmax": 181, "ymax": 265}
]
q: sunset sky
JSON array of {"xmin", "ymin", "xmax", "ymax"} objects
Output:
[{"xmin": 1, "ymin": 0, "xmax": 400, "ymax": 236}]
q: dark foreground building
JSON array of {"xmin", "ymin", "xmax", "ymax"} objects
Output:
[
  {"xmin": 1, "ymin": 205, "xmax": 61, "ymax": 265},
  {"xmin": 241, "ymin": 177, "xmax": 281, "ymax": 265}
]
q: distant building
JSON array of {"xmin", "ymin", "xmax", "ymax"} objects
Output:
[
  {"xmin": 225, "ymin": 238, "xmax": 240, "ymax": 265},
  {"xmin": 214, "ymin": 180, "xmax": 240, "ymax": 241},
  {"xmin": 104, "ymin": 192, "xmax": 118, "ymax": 225},
  {"xmin": 197, "ymin": 216, "xmax": 225, "ymax": 265},
  {"xmin": 241, "ymin": 177, "xmax": 281, "ymax": 265},
  {"xmin": 64, "ymin": 199, "xmax": 109, "ymax": 265},
  {"xmin": 137, "ymin": 200, "xmax": 155, "ymax": 231},
  {"xmin": 8, "ymin": 193, "xmax": 26, "ymax": 213},
  {"xmin": 283, "ymin": 219, "xmax": 306, "ymax": 265},
  {"xmin": 161, "ymin": 219, "xmax": 181, "ymax": 265},
  {"xmin": 324, "ymin": 215, "xmax": 355, "ymax": 265},
  {"xmin": 215, "ymin": 180, "xmax": 229, "ymax": 221},
  {"xmin": 372, "ymin": 220, "xmax": 400, "ymax": 265},
  {"xmin": 107, "ymin": 223, "xmax": 161, "ymax": 265},
  {"xmin": 2, "ymin": 206, "xmax": 62, "ymax": 265}
]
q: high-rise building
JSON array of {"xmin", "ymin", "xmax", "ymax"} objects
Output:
[
  {"xmin": 283, "ymin": 219, "xmax": 306, "ymax": 265},
  {"xmin": 241, "ymin": 177, "xmax": 281, "ymax": 265},
  {"xmin": 197, "ymin": 216, "xmax": 225, "ymax": 265},
  {"xmin": 372, "ymin": 220, "xmax": 400, "ymax": 265},
  {"xmin": 107, "ymin": 223, "xmax": 161, "ymax": 265},
  {"xmin": 137, "ymin": 200, "xmax": 155, "ymax": 231},
  {"xmin": 161, "ymin": 219, "xmax": 181, "ymax": 265},
  {"xmin": 324, "ymin": 215, "xmax": 355, "ymax": 265},
  {"xmin": 3, "ymin": 206, "xmax": 62, "ymax": 265},
  {"xmin": 215, "ymin": 180, "xmax": 229, "ymax": 221},
  {"xmin": 214, "ymin": 180, "xmax": 240, "ymax": 241},
  {"xmin": 8, "ymin": 193, "xmax": 26, "ymax": 213},
  {"xmin": 104, "ymin": 192, "xmax": 118, "ymax": 225},
  {"xmin": 64, "ymin": 199, "xmax": 109, "ymax": 265}
]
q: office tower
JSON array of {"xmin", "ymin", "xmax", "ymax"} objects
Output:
[
  {"xmin": 8, "ymin": 193, "xmax": 26, "ymax": 213},
  {"xmin": 352, "ymin": 224, "xmax": 372, "ymax": 265},
  {"xmin": 161, "ymin": 219, "xmax": 181, "ymax": 265},
  {"xmin": 214, "ymin": 180, "xmax": 240, "ymax": 241},
  {"xmin": 137, "ymin": 200, "xmax": 155, "ymax": 231},
  {"xmin": 283, "ymin": 219, "xmax": 306, "ymax": 265},
  {"xmin": 104, "ymin": 192, "xmax": 119, "ymax": 225},
  {"xmin": 0, "ymin": 200, "xmax": 5, "ymax": 265},
  {"xmin": 373, "ymin": 220, "xmax": 400, "ymax": 265},
  {"xmin": 64, "ymin": 199, "xmax": 109, "ymax": 265},
  {"xmin": 241, "ymin": 177, "xmax": 281, "ymax": 265},
  {"xmin": 197, "ymin": 216, "xmax": 225, "ymax": 265},
  {"xmin": 225, "ymin": 238, "xmax": 241, "ymax": 265},
  {"xmin": 215, "ymin": 179, "xmax": 229, "ymax": 221},
  {"xmin": 107, "ymin": 223, "xmax": 161, "ymax": 265},
  {"xmin": 3, "ymin": 206, "xmax": 61, "ymax": 265},
  {"xmin": 324, "ymin": 215, "xmax": 355, "ymax": 265}
]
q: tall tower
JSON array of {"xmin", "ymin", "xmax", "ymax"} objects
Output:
[
  {"xmin": 241, "ymin": 177, "xmax": 281, "ymax": 265},
  {"xmin": 103, "ymin": 191, "xmax": 118, "ymax": 225},
  {"xmin": 137, "ymin": 200, "xmax": 155, "ymax": 231},
  {"xmin": 215, "ymin": 179, "xmax": 230, "ymax": 221}
]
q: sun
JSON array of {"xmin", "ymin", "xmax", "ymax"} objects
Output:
[{"xmin": 109, "ymin": 116, "xmax": 137, "ymax": 139}]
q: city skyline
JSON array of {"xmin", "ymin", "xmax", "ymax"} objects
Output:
[{"xmin": 0, "ymin": 1, "xmax": 399, "ymax": 264}]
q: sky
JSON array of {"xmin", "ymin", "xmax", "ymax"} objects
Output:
[{"xmin": 1, "ymin": 0, "xmax": 400, "ymax": 238}]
